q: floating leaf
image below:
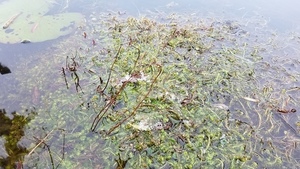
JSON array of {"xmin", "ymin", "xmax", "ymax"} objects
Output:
[
  {"xmin": 242, "ymin": 96, "xmax": 259, "ymax": 102},
  {"xmin": 0, "ymin": 0, "xmax": 84, "ymax": 43}
]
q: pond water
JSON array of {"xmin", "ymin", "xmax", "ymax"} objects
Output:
[{"xmin": 0, "ymin": 0, "xmax": 300, "ymax": 168}]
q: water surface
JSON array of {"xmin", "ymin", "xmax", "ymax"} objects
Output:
[{"xmin": 0, "ymin": 0, "xmax": 299, "ymax": 168}]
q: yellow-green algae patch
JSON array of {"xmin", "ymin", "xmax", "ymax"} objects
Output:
[{"xmin": 0, "ymin": 0, "xmax": 84, "ymax": 43}]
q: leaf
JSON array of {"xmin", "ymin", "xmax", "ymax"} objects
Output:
[
  {"xmin": 242, "ymin": 96, "xmax": 259, "ymax": 102},
  {"xmin": 0, "ymin": 0, "xmax": 84, "ymax": 43}
]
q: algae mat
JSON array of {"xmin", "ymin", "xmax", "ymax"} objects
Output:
[{"xmin": 0, "ymin": 0, "xmax": 84, "ymax": 43}]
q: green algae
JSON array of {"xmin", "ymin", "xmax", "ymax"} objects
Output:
[
  {"xmin": 0, "ymin": 109, "xmax": 35, "ymax": 168},
  {"xmin": 0, "ymin": 0, "xmax": 84, "ymax": 44},
  {"xmin": 3, "ymin": 11, "xmax": 300, "ymax": 169}
]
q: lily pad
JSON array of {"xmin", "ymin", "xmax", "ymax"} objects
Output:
[{"xmin": 0, "ymin": 0, "xmax": 84, "ymax": 43}]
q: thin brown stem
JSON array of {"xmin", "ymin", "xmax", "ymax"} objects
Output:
[
  {"xmin": 91, "ymin": 81, "xmax": 128, "ymax": 131},
  {"xmin": 107, "ymin": 63, "xmax": 162, "ymax": 135},
  {"xmin": 102, "ymin": 45, "xmax": 122, "ymax": 93}
]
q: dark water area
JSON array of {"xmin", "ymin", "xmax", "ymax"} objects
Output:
[
  {"xmin": 0, "ymin": 40, "xmax": 58, "ymax": 113},
  {"xmin": 0, "ymin": 41, "xmax": 51, "ymax": 66}
]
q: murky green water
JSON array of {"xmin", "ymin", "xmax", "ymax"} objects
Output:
[{"xmin": 1, "ymin": 0, "xmax": 300, "ymax": 168}]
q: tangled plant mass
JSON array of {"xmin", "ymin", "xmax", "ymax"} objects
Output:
[{"xmin": 7, "ymin": 12, "xmax": 300, "ymax": 168}]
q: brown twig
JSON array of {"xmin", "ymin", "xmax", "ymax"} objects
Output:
[
  {"xmin": 72, "ymin": 71, "xmax": 83, "ymax": 93},
  {"xmin": 29, "ymin": 128, "xmax": 66, "ymax": 169},
  {"xmin": 61, "ymin": 67, "xmax": 69, "ymax": 89},
  {"xmin": 102, "ymin": 45, "xmax": 122, "ymax": 93},
  {"xmin": 91, "ymin": 80, "xmax": 128, "ymax": 131},
  {"xmin": 106, "ymin": 63, "xmax": 162, "ymax": 135},
  {"xmin": 28, "ymin": 129, "xmax": 55, "ymax": 156}
]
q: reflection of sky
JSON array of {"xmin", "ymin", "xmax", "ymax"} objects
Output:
[
  {"xmin": 103, "ymin": 0, "xmax": 300, "ymax": 31},
  {"xmin": 71, "ymin": 0, "xmax": 300, "ymax": 36}
]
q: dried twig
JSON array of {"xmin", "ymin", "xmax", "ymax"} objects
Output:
[
  {"xmin": 28, "ymin": 129, "xmax": 55, "ymax": 156},
  {"xmin": 102, "ymin": 45, "xmax": 122, "ymax": 93},
  {"xmin": 61, "ymin": 67, "xmax": 69, "ymax": 89},
  {"xmin": 107, "ymin": 63, "xmax": 162, "ymax": 135}
]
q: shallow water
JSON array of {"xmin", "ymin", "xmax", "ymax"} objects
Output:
[{"xmin": 0, "ymin": 0, "xmax": 299, "ymax": 168}]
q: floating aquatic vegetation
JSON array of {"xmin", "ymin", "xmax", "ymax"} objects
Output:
[
  {"xmin": 0, "ymin": 109, "xmax": 36, "ymax": 169},
  {"xmin": 0, "ymin": 0, "xmax": 84, "ymax": 44},
  {"xmin": 5, "ymin": 9, "xmax": 300, "ymax": 169}
]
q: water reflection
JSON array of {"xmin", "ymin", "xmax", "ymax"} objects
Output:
[{"xmin": 111, "ymin": 0, "xmax": 300, "ymax": 32}]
